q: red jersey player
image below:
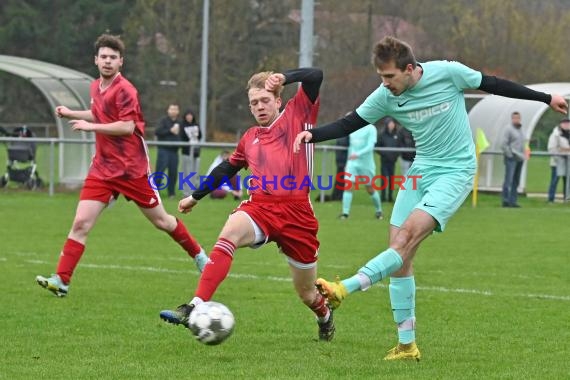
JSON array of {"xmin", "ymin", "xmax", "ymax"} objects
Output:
[
  {"xmin": 35, "ymin": 34, "xmax": 207, "ymax": 297},
  {"xmin": 159, "ymin": 68, "xmax": 335, "ymax": 341}
]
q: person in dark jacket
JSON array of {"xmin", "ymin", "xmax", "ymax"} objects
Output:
[
  {"xmin": 155, "ymin": 103, "xmax": 181, "ymax": 198},
  {"xmin": 377, "ymin": 118, "xmax": 400, "ymax": 202},
  {"xmin": 397, "ymin": 126, "xmax": 415, "ymax": 176},
  {"xmin": 180, "ymin": 109, "xmax": 202, "ymax": 196}
]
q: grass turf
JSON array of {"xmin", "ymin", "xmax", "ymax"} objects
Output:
[{"xmin": 0, "ymin": 191, "xmax": 568, "ymax": 379}]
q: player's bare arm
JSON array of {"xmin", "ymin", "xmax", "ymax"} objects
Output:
[
  {"xmin": 55, "ymin": 106, "xmax": 94, "ymax": 121},
  {"xmin": 69, "ymin": 119, "xmax": 135, "ymax": 136}
]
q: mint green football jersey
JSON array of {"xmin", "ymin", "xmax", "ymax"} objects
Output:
[
  {"xmin": 356, "ymin": 61, "xmax": 482, "ymax": 169},
  {"xmin": 347, "ymin": 124, "xmax": 377, "ymax": 165}
]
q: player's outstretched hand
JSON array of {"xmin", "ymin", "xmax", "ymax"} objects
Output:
[
  {"xmin": 69, "ymin": 120, "xmax": 93, "ymax": 132},
  {"xmin": 550, "ymin": 94, "xmax": 568, "ymax": 114},
  {"xmin": 293, "ymin": 131, "xmax": 313, "ymax": 153},
  {"xmin": 265, "ymin": 73, "xmax": 285, "ymax": 92},
  {"xmin": 179, "ymin": 196, "xmax": 198, "ymax": 214}
]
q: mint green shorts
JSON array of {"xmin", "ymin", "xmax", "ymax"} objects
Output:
[
  {"xmin": 344, "ymin": 160, "xmax": 376, "ymax": 181},
  {"xmin": 390, "ymin": 164, "xmax": 475, "ymax": 232}
]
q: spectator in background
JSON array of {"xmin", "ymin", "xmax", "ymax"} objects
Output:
[
  {"xmin": 331, "ymin": 135, "xmax": 349, "ymax": 201},
  {"xmin": 339, "ymin": 124, "xmax": 383, "ymax": 220},
  {"xmin": 207, "ymin": 150, "xmax": 242, "ymax": 200},
  {"xmin": 155, "ymin": 103, "xmax": 181, "ymax": 199},
  {"xmin": 501, "ymin": 111, "xmax": 526, "ymax": 208},
  {"xmin": 180, "ymin": 109, "xmax": 202, "ymax": 196},
  {"xmin": 377, "ymin": 117, "xmax": 400, "ymax": 202},
  {"xmin": 318, "ymin": 135, "xmax": 349, "ymax": 202},
  {"xmin": 397, "ymin": 126, "xmax": 415, "ymax": 176},
  {"xmin": 547, "ymin": 118, "xmax": 570, "ymax": 202}
]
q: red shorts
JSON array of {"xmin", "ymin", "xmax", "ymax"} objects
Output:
[
  {"xmin": 80, "ymin": 175, "xmax": 161, "ymax": 208},
  {"xmin": 234, "ymin": 193, "xmax": 319, "ymax": 265}
]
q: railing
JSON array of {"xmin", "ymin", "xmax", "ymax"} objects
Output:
[{"xmin": 1, "ymin": 136, "xmax": 569, "ymax": 201}]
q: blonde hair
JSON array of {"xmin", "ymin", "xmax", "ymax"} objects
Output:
[{"xmin": 246, "ymin": 71, "xmax": 283, "ymax": 97}]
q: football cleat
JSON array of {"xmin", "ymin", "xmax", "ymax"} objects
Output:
[
  {"xmin": 338, "ymin": 214, "xmax": 349, "ymax": 220},
  {"xmin": 36, "ymin": 274, "xmax": 69, "ymax": 297},
  {"xmin": 315, "ymin": 277, "xmax": 348, "ymax": 310},
  {"xmin": 194, "ymin": 249, "xmax": 208, "ymax": 273},
  {"xmin": 384, "ymin": 342, "xmax": 421, "ymax": 361},
  {"xmin": 317, "ymin": 305, "xmax": 335, "ymax": 341},
  {"xmin": 375, "ymin": 211, "xmax": 384, "ymax": 220},
  {"xmin": 160, "ymin": 303, "xmax": 195, "ymax": 328}
]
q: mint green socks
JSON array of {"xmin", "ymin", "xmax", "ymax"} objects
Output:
[
  {"xmin": 389, "ymin": 276, "xmax": 416, "ymax": 344},
  {"xmin": 371, "ymin": 191, "xmax": 382, "ymax": 213},
  {"xmin": 358, "ymin": 248, "xmax": 403, "ymax": 284},
  {"xmin": 341, "ymin": 248, "xmax": 404, "ymax": 293},
  {"xmin": 342, "ymin": 191, "xmax": 353, "ymax": 215}
]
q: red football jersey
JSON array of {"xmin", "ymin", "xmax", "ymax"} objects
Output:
[
  {"xmin": 88, "ymin": 74, "xmax": 149, "ymax": 179},
  {"xmin": 229, "ymin": 87, "xmax": 319, "ymax": 196}
]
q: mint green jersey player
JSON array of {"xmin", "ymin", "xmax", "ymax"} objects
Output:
[
  {"xmin": 356, "ymin": 60, "xmax": 481, "ymax": 231},
  {"xmin": 357, "ymin": 60, "xmax": 480, "ymax": 170},
  {"xmin": 345, "ymin": 124, "xmax": 377, "ymax": 179},
  {"xmin": 302, "ymin": 35, "xmax": 566, "ymax": 362}
]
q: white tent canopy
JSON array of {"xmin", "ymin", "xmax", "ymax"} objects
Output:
[
  {"xmin": 468, "ymin": 83, "xmax": 570, "ymax": 192},
  {"xmin": 0, "ymin": 55, "xmax": 94, "ymax": 185}
]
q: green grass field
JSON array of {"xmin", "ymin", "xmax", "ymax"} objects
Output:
[{"xmin": 1, "ymin": 190, "xmax": 569, "ymax": 379}]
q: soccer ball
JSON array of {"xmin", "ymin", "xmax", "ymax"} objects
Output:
[{"xmin": 188, "ymin": 301, "xmax": 235, "ymax": 345}]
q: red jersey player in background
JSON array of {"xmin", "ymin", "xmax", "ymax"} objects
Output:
[
  {"xmin": 36, "ymin": 34, "xmax": 207, "ymax": 297},
  {"xmin": 159, "ymin": 67, "xmax": 335, "ymax": 341}
]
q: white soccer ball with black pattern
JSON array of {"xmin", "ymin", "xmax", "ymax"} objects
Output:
[{"xmin": 188, "ymin": 301, "xmax": 235, "ymax": 345}]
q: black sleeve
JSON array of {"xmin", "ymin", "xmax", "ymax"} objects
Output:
[
  {"xmin": 191, "ymin": 160, "xmax": 241, "ymax": 200},
  {"xmin": 478, "ymin": 75, "xmax": 551, "ymax": 104},
  {"xmin": 282, "ymin": 68, "xmax": 323, "ymax": 104},
  {"xmin": 309, "ymin": 111, "xmax": 369, "ymax": 143}
]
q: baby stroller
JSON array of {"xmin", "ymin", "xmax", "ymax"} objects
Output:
[{"xmin": 0, "ymin": 126, "xmax": 43, "ymax": 190}]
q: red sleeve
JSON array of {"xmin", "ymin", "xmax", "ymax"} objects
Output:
[
  {"xmin": 116, "ymin": 86, "xmax": 144, "ymax": 135},
  {"xmin": 229, "ymin": 134, "xmax": 248, "ymax": 168},
  {"xmin": 116, "ymin": 87, "xmax": 138, "ymax": 121},
  {"xmin": 283, "ymin": 86, "xmax": 320, "ymax": 135}
]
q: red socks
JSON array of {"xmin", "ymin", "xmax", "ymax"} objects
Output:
[
  {"xmin": 169, "ymin": 218, "xmax": 202, "ymax": 257},
  {"xmin": 195, "ymin": 238, "xmax": 236, "ymax": 301},
  {"xmin": 56, "ymin": 238, "xmax": 85, "ymax": 284},
  {"xmin": 309, "ymin": 292, "xmax": 329, "ymax": 319}
]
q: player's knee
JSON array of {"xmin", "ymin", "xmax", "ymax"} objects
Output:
[
  {"xmin": 390, "ymin": 229, "xmax": 412, "ymax": 260},
  {"xmin": 71, "ymin": 217, "xmax": 94, "ymax": 235}
]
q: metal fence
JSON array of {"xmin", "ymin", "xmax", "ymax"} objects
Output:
[{"xmin": 1, "ymin": 136, "xmax": 569, "ymax": 201}]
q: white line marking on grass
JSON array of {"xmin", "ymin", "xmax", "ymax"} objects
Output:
[
  {"xmin": 25, "ymin": 260, "xmax": 570, "ymax": 301},
  {"xmin": 25, "ymin": 260, "xmax": 291, "ymax": 282}
]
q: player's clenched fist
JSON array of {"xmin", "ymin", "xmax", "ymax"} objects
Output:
[
  {"xmin": 55, "ymin": 106, "xmax": 72, "ymax": 119},
  {"xmin": 178, "ymin": 196, "xmax": 198, "ymax": 214}
]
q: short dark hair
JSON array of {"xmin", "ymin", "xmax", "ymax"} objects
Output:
[
  {"xmin": 372, "ymin": 36, "xmax": 416, "ymax": 71},
  {"xmin": 94, "ymin": 34, "xmax": 125, "ymax": 57},
  {"xmin": 512, "ymin": 111, "xmax": 521, "ymax": 117}
]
